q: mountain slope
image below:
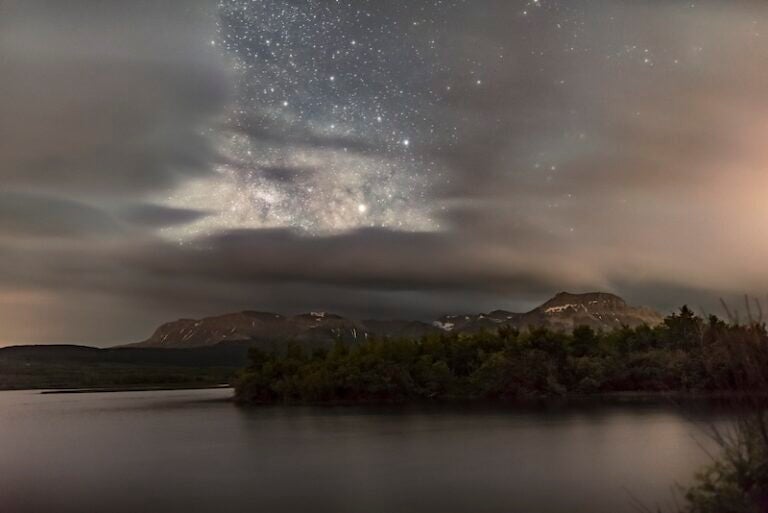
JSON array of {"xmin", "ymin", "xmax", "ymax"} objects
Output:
[
  {"xmin": 131, "ymin": 292, "xmax": 663, "ymax": 348},
  {"xmin": 132, "ymin": 311, "xmax": 369, "ymax": 348},
  {"xmin": 518, "ymin": 291, "xmax": 662, "ymax": 331},
  {"xmin": 432, "ymin": 292, "xmax": 662, "ymax": 334}
]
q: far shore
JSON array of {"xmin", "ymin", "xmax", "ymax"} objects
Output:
[{"xmin": 39, "ymin": 384, "xmax": 232, "ymax": 395}]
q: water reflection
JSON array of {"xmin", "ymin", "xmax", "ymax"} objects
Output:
[{"xmin": 0, "ymin": 389, "xmax": 729, "ymax": 513}]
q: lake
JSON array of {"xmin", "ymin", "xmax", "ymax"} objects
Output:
[{"xmin": 0, "ymin": 388, "xmax": 730, "ymax": 513}]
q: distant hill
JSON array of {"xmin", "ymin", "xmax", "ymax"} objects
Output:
[
  {"xmin": 130, "ymin": 292, "xmax": 663, "ymax": 349},
  {"xmin": 0, "ymin": 343, "xmax": 249, "ymax": 390}
]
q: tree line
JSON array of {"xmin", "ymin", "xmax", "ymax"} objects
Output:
[{"xmin": 234, "ymin": 306, "xmax": 747, "ymax": 403}]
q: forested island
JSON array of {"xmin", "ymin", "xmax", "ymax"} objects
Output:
[{"xmin": 234, "ymin": 306, "xmax": 737, "ymax": 403}]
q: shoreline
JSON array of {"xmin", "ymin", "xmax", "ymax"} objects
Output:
[
  {"xmin": 39, "ymin": 384, "xmax": 232, "ymax": 395},
  {"xmin": 234, "ymin": 390, "xmax": 758, "ymax": 407}
]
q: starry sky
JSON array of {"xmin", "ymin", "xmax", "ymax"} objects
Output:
[{"xmin": 2, "ymin": 0, "xmax": 768, "ymax": 345}]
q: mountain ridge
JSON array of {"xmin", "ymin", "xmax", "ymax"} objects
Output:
[{"xmin": 129, "ymin": 292, "xmax": 664, "ymax": 349}]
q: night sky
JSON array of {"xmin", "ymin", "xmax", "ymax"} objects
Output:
[{"xmin": 2, "ymin": 0, "xmax": 768, "ymax": 345}]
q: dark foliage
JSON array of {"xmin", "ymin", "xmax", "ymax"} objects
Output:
[
  {"xmin": 235, "ymin": 306, "xmax": 738, "ymax": 404},
  {"xmin": 681, "ymin": 302, "xmax": 768, "ymax": 513},
  {"xmin": 0, "ymin": 343, "xmax": 249, "ymax": 390}
]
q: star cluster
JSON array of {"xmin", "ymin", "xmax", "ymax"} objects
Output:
[{"xmin": 168, "ymin": 0, "xmax": 476, "ymax": 236}]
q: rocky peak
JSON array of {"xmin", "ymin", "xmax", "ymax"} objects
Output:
[
  {"xmin": 526, "ymin": 292, "xmax": 662, "ymax": 330},
  {"xmin": 536, "ymin": 292, "xmax": 628, "ymax": 314}
]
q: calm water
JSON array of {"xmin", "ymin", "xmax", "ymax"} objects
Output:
[{"xmin": 0, "ymin": 389, "xmax": 731, "ymax": 513}]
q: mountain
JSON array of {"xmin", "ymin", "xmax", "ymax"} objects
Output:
[
  {"xmin": 132, "ymin": 311, "xmax": 370, "ymax": 349},
  {"xmin": 523, "ymin": 291, "xmax": 663, "ymax": 331},
  {"xmin": 433, "ymin": 292, "xmax": 663, "ymax": 334},
  {"xmin": 130, "ymin": 292, "xmax": 663, "ymax": 348}
]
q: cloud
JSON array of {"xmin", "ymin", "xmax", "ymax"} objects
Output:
[
  {"xmin": 0, "ymin": 0, "xmax": 228, "ymax": 196},
  {"xmin": 119, "ymin": 204, "xmax": 211, "ymax": 228},
  {"xmin": 0, "ymin": 193, "xmax": 119, "ymax": 239}
]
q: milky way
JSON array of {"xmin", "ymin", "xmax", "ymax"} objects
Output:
[{"xmin": 167, "ymin": 0, "xmax": 475, "ymax": 236}]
